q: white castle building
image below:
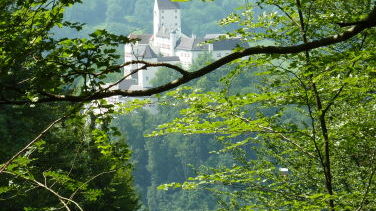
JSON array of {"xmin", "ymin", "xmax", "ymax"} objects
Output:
[{"xmin": 116, "ymin": 0, "xmax": 247, "ymax": 92}]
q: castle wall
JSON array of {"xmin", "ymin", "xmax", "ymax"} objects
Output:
[
  {"xmin": 175, "ymin": 50, "xmax": 193, "ymax": 68},
  {"xmin": 124, "ymin": 43, "xmax": 138, "ymax": 78},
  {"xmin": 176, "ymin": 50, "xmax": 208, "ymax": 68},
  {"xmin": 154, "ymin": 36, "xmax": 173, "ymax": 56},
  {"xmin": 138, "ymin": 57, "xmax": 158, "ymax": 88}
]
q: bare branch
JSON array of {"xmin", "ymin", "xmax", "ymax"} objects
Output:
[
  {"xmin": 0, "ymin": 116, "xmax": 66, "ymax": 174},
  {"xmin": 356, "ymin": 154, "xmax": 376, "ymax": 211},
  {"xmin": 0, "ymin": 7, "xmax": 375, "ymax": 105},
  {"xmin": 67, "ymin": 170, "xmax": 116, "ymax": 203},
  {"xmin": 103, "ymin": 65, "xmax": 147, "ymax": 92},
  {"xmin": 3, "ymin": 171, "xmax": 83, "ymax": 211},
  {"xmin": 118, "ymin": 60, "xmax": 189, "ymax": 76},
  {"xmin": 273, "ymin": 4, "xmax": 300, "ymax": 27},
  {"xmin": 337, "ymin": 20, "xmax": 370, "ymax": 27},
  {"xmin": 95, "ymin": 60, "xmax": 188, "ymax": 78},
  {"xmin": 322, "ymin": 33, "xmax": 368, "ymax": 115}
]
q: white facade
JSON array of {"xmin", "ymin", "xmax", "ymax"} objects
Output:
[
  {"xmin": 176, "ymin": 50, "xmax": 205, "ymax": 68},
  {"xmin": 120, "ymin": 0, "xmax": 246, "ymax": 91},
  {"xmin": 138, "ymin": 58, "xmax": 158, "ymax": 88},
  {"xmin": 123, "ymin": 43, "xmax": 160, "ymax": 89},
  {"xmin": 175, "ymin": 50, "xmax": 193, "ymax": 68},
  {"xmin": 104, "ymin": 0, "xmax": 247, "ymax": 109},
  {"xmin": 153, "ymin": 0, "xmax": 181, "ymax": 39},
  {"xmin": 153, "ymin": 36, "xmax": 174, "ymax": 56}
]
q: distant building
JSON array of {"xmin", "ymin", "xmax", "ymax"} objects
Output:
[
  {"xmin": 103, "ymin": 0, "xmax": 247, "ymax": 110},
  {"xmin": 119, "ymin": 0, "xmax": 248, "ymax": 91}
]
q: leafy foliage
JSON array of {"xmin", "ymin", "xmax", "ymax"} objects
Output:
[
  {"xmin": 147, "ymin": 0, "xmax": 376, "ymax": 210},
  {"xmin": 1, "ymin": 0, "xmax": 375, "ymax": 210},
  {"xmin": 0, "ymin": 103, "xmax": 140, "ymax": 210}
]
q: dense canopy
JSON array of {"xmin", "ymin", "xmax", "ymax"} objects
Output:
[{"xmin": 0, "ymin": 0, "xmax": 375, "ymax": 210}]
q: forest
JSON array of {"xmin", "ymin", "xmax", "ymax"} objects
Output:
[{"xmin": 0, "ymin": 0, "xmax": 375, "ymax": 210}]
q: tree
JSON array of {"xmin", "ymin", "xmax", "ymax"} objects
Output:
[
  {"xmin": 1, "ymin": 0, "xmax": 375, "ymax": 210},
  {"xmin": 148, "ymin": 0, "xmax": 376, "ymax": 210},
  {"xmin": 0, "ymin": 102, "xmax": 140, "ymax": 210},
  {"xmin": 0, "ymin": 1, "xmax": 140, "ymax": 209},
  {"xmin": 0, "ymin": 0, "xmax": 374, "ymax": 105}
]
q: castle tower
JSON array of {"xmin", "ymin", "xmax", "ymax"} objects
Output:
[{"xmin": 153, "ymin": 0, "xmax": 181, "ymax": 45}]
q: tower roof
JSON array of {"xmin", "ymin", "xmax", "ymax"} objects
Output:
[{"xmin": 157, "ymin": 0, "xmax": 180, "ymax": 10}]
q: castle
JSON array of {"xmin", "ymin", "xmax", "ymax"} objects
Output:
[{"xmin": 114, "ymin": 0, "xmax": 247, "ymax": 92}]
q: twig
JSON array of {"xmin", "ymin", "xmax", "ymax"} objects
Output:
[
  {"xmin": 273, "ymin": 4, "xmax": 300, "ymax": 27},
  {"xmin": 67, "ymin": 170, "xmax": 116, "ymax": 203},
  {"xmin": 3, "ymin": 171, "xmax": 83, "ymax": 211},
  {"xmin": 356, "ymin": 154, "xmax": 376, "ymax": 211},
  {"xmin": 0, "ymin": 6, "xmax": 375, "ymax": 105},
  {"xmin": 0, "ymin": 115, "xmax": 67, "ymax": 174}
]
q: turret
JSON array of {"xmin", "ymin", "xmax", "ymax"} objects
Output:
[{"xmin": 169, "ymin": 31, "xmax": 177, "ymax": 55}]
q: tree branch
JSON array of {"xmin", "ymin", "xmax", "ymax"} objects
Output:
[
  {"xmin": 356, "ymin": 154, "xmax": 376, "ymax": 211},
  {"xmin": 337, "ymin": 20, "xmax": 370, "ymax": 27},
  {"xmin": 0, "ymin": 7, "xmax": 375, "ymax": 105},
  {"xmin": 3, "ymin": 171, "xmax": 83, "ymax": 211},
  {"xmin": 0, "ymin": 110, "xmax": 76, "ymax": 174}
]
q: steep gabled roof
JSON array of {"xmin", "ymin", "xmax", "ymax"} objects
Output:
[
  {"xmin": 176, "ymin": 37, "xmax": 208, "ymax": 51},
  {"xmin": 119, "ymin": 79, "xmax": 137, "ymax": 90},
  {"xmin": 157, "ymin": 56, "xmax": 180, "ymax": 62},
  {"xmin": 176, "ymin": 36, "xmax": 249, "ymax": 52},
  {"xmin": 204, "ymin": 34, "xmax": 224, "ymax": 39},
  {"xmin": 132, "ymin": 45, "xmax": 158, "ymax": 58},
  {"xmin": 157, "ymin": 0, "xmax": 179, "ymax": 10},
  {"xmin": 212, "ymin": 38, "xmax": 248, "ymax": 51},
  {"xmin": 129, "ymin": 34, "xmax": 152, "ymax": 44}
]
